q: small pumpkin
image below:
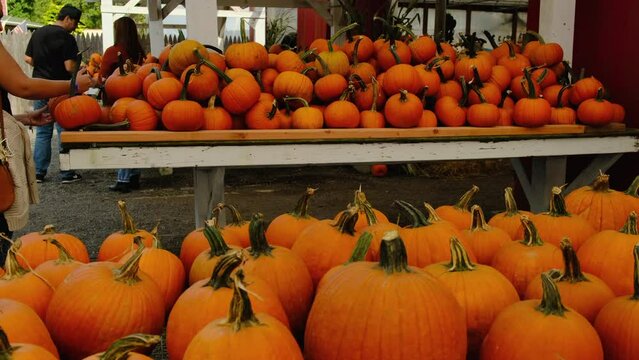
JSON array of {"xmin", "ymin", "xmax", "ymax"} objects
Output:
[
  {"xmin": 359, "ymin": 77, "xmax": 385, "ymax": 128},
  {"xmin": 189, "ymin": 220, "xmax": 241, "ymax": 285},
  {"xmin": 225, "ymin": 19, "xmax": 269, "ymax": 71},
  {"xmin": 266, "ymin": 188, "xmax": 319, "ymax": 248},
  {"xmin": 497, "ymin": 41, "xmax": 530, "ymax": 78},
  {"xmin": 245, "ymin": 100, "xmax": 282, "ymax": 130},
  {"xmin": 512, "ymin": 67, "xmax": 551, "ymax": 127},
  {"xmin": 384, "ymin": 89, "xmax": 422, "ymax": 128},
  {"xmin": 315, "ymin": 23, "xmax": 358, "ymax": 76},
  {"xmin": 435, "ymin": 184, "xmax": 479, "ymax": 229},
  {"xmin": 33, "ymin": 239, "xmax": 83, "ymax": 289},
  {"xmin": 98, "ymin": 200, "xmax": 154, "ymax": 262},
  {"xmin": 54, "ymin": 68, "xmax": 102, "ymax": 130},
  {"xmin": 168, "ymin": 38, "xmax": 208, "ymax": 76},
  {"xmin": 463, "ymin": 205, "xmax": 511, "ymax": 264},
  {"xmin": 272, "ymin": 71, "xmax": 314, "ymax": 103},
  {"xmin": 0, "ymin": 327, "xmax": 57, "ymax": 360},
  {"xmin": 549, "ymin": 84, "xmax": 576, "ymax": 124},
  {"xmin": 488, "ymin": 187, "xmax": 532, "ymax": 240},
  {"xmin": 125, "ymin": 100, "xmax": 159, "ymax": 131},
  {"xmin": 202, "ymin": 96, "xmax": 232, "ymax": 130},
  {"xmin": 435, "ymin": 76, "xmax": 468, "ymax": 127},
  {"xmin": 16, "ymin": 224, "xmax": 89, "ymax": 268},
  {"xmin": 467, "ymin": 86, "xmax": 500, "ymax": 127},
  {"xmin": 0, "ymin": 299, "xmax": 58, "ymax": 358},
  {"xmin": 104, "ymin": 53, "xmax": 143, "ymax": 102},
  {"xmin": 577, "ymin": 87, "xmax": 614, "ymax": 126}
]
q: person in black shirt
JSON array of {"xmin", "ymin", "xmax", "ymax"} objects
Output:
[{"xmin": 24, "ymin": 4, "xmax": 83, "ymax": 184}]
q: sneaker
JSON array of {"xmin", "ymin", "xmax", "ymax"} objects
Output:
[
  {"xmin": 35, "ymin": 174, "xmax": 45, "ymax": 183},
  {"xmin": 108, "ymin": 181, "xmax": 131, "ymax": 193},
  {"xmin": 61, "ymin": 172, "xmax": 82, "ymax": 184}
]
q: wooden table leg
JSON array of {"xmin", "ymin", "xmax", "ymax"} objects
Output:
[
  {"xmin": 193, "ymin": 167, "xmax": 226, "ymax": 228},
  {"xmin": 511, "ymin": 156, "xmax": 567, "ymax": 213}
]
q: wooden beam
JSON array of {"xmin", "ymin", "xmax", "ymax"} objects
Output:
[
  {"xmin": 422, "ymin": 3, "xmax": 428, "ymax": 35},
  {"xmin": 511, "ymin": 11, "xmax": 518, "ymax": 40},
  {"xmin": 148, "ymin": 0, "xmax": 164, "ymax": 56},
  {"xmin": 161, "ymin": 0, "xmax": 183, "ymax": 19},
  {"xmin": 465, "ymin": 7, "xmax": 471, "ymax": 35},
  {"xmin": 434, "ymin": 0, "xmax": 446, "ymax": 42},
  {"xmin": 186, "ymin": 0, "xmax": 219, "ymax": 46},
  {"xmin": 307, "ymin": 0, "xmax": 333, "ymax": 26}
]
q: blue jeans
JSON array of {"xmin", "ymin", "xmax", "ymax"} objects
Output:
[
  {"xmin": 33, "ymin": 99, "xmax": 73, "ymax": 178},
  {"xmin": 117, "ymin": 168, "xmax": 140, "ymax": 183}
]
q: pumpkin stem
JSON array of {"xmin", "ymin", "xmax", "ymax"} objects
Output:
[
  {"xmin": 454, "ymin": 184, "xmax": 479, "ymax": 211},
  {"xmin": 2, "ymin": 240, "xmax": 28, "ymax": 279},
  {"xmin": 459, "ymin": 76, "xmax": 469, "ymax": 107},
  {"xmin": 547, "ymin": 186, "xmax": 571, "ymax": 217},
  {"xmin": 389, "ymin": 43, "xmax": 402, "ymax": 65},
  {"xmin": 471, "ymin": 66, "xmax": 484, "ymax": 88},
  {"xmin": 353, "ymin": 187, "xmax": 379, "ymax": 226},
  {"xmin": 536, "ymin": 271, "xmax": 568, "ymax": 316},
  {"xmin": 333, "ymin": 206, "xmax": 359, "ymax": 236},
  {"xmin": 239, "ymin": 18, "xmax": 249, "ymax": 43},
  {"xmin": 45, "ymin": 238, "xmax": 75, "ymax": 264},
  {"xmin": 470, "ymin": 85, "xmax": 488, "ymax": 104},
  {"xmin": 117, "ymin": 200, "xmax": 138, "ymax": 234},
  {"xmin": 348, "ymin": 73, "xmax": 366, "ymax": 90},
  {"xmin": 266, "ymin": 99, "xmax": 278, "ymax": 120},
  {"xmin": 315, "ymin": 54, "xmax": 331, "ymax": 75},
  {"xmin": 620, "ymin": 212, "xmax": 638, "ymax": 235},
  {"xmin": 398, "ymin": 89, "xmax": 410, "ymax": 103},
  {"xmin": 0, "ymin": 327, "xmax": 15, "ymax": 358},
  {"xmin": 301, "ymin": 66, "xmax": 317, "ymax": 76},
  {"xmin": 207, "ymin": 95, "xmax": 218, "ymax": 109},
  {"xmin": 327, "ymin": 23, "xmax": 359, "ymax": 52},
  {"xmin": 203, "ymin": 219, "xmax": 232, "ymax": 259},
  {"xmin": 194, "ymin": 49, "xmax": 233, "ymax": 84},
  {"xmin": 99, "ymin": 334, "xmax": 161, "ymax": 360},
  {"xmin": 446, "ymin": 236, "xmax": 476, "ymax": 272},
  {"xmin": 469, "ymin": 204, "xmax": 489, "ymax": 232},
  {"xmin": 248, "ymin": 213, "xmax": 274, "ymax": 258},
  {"xmin": 299, "ymin": 48, "xmax": 315, "ymax": 61},
  {"xmin": 435, "ymin": 65, "xmax": 447, "ymax": 83},
  {"xmin": 204, "ymin": 44, "xmax": 224, "ymax": 54},
  {"xmin": 370, "ymin": 77, "xmax": 379, "ymax": 112},
  {"xmin": 632, "ymin": 244, "xmax": 639, "ymax": 300},
  {"xmin": 207, "ymin": 251, "xmax": 244, "ymax": 289},
  {"xmin": 226, "ymin": 270, "xmax": 261, "ymax": 331},
  {"xmin": 114, "ymin": 237, "xmax": 145, "ymax": 284},
  {"xmin": 39, "ymin": 224, "xmax": 58, "ymax": 235},
  {"xmin": 347, "ymin": 232, "xmax": 373, "ymax": 263},
  {"xmin": 116, "ymin": 52, "xmax": 126, "ymax": 76},
  {"xmin": 594, "ymin": 87, "xmax": 605, "ymax": 102},
  {"xmin": 394, "ymin": 200, "xmax": 430, "ymax": 227},
  {"xmin": 283, "ymin": 96, "xmax": 310, "ymax": 108},
  {"xmin": 592, "ymin": 172, "xmax": 611, "ymax": 192},
  {"xmin": 556, "ymin": 84, "xmax": 571, "ymax": 108},
  {"xmin": 351, "ymin": 36, "xmax": 363, "ymax": 66},
  {"xmin": 520, "ymin": 216, "xmax": 545, "ymax": 247},
  {"xmin": 558, "ymin": 238, "xmax": 588, "ymax": 283},
  {"xmin": 289, "ymin": 187, "xmax": 317, "ymax": 218},
  {"xmin": 483, "ymin": 30, "xmax": 499, "ymax": 49},
  {"xmin": 220, "ymin": 203, "xmax": 248, "ymax": 227},
  {"xmin": 624, "ymin": 176, "xmax": 639, "ymax": 198},
  {"xmin": 180, "ymin": 68, "xmax": 196, "ymax": 100},
  {"xmin": 525, "ymin": 30, "xmax": 545, "ymax": 44},
  {"xmin": 427, "ymin": 56, "xmax": 446, "ymax": 72},
  {"xmin": 522, "ymin": 67, "xmax": 538, "ymax": 99},
  {"xmin": 379, "ymin": 230, "xmax": 411, "ymax": 274},
  {"xmin": 423, "ymin": 203, "xmax": 445, "ymax": 223}
]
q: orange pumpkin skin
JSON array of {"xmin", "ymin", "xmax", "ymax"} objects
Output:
[
  {"xmin": 181, "ymin": 63, "xmax": 220, "ymax": 101},
  {"xmin": 314, "ymin": 74, "xmax": 348, "ymax": 103},
  {"xmin": 435, "ymin": 96, "xmax": 466, "ymax": 127},
  {"xmin": 565, "ymin": 174, "xmax": 632, "ymax": 232},
  {"xmin": 491, "ymin": 217, "xmax": 563, "ymax": 297},
  {"xmin": 343, "ymin": 35, "xmax": 374, "ymax": 62},
  {"xmin": 245, "ymin": 100, "xmax": 282, "ymax": 129},
  {"xmin": 375, "ymin": 40, "xmax": 412, "ymax": 71},
  {"xmin": 418, "ymin": 109, "xmax": 438, "ymax": 127},
  {"xmin": 353, "ymin": 82, "xmax": 386, "ymax": 111},
  {"xmin": 244, "ymin": 214, "xmax": 314, "ymax": 340},
  {"xmin": 610, "ymin": 103, "xmax": 625, "ymax": 123},
  {"xmin": 577, "ymin": 89, "xmax": 614, "ymax": 127},
  {"xmin": 577, "ymin": 212, "xmax": 639, "ymax": 296},
  {"xmin": 168, "ymin": 39, "xmax": 208, "ymax": 76},
  {"xmin": 16, "ymin": 225, "xmax": 89, "ymax": 268},
  {"xmin": 435, "ymin": 185, "xmax": 479, "ymax": 230},
  {"xmin": 454, "ymin": 54, "xmax": 492, "ymax": 83},
  {"xmin": 467, "ymin": 102, "xmax": 500, "ymax": 127},
  {"xmin": 463, "ymin": 205, "xmax": 512, "ymax": 265},
  {"xmin": 414, "ymin": 64, "xmax": 441, "ymax": 96},
  {"xmin": 54, "ymin": 95, "xmax": 102, "ymax": 130},
  {"xmin": 481, "ymin": 279, "xmax": 603, "ymax": 360},
  {"xmin": 225, "ymin": 42, "xmax": 269, "ymax": 72},
  {"xmin": 594, "ymin": 245, "xmax": 639, "ymax": 360},
  {"xmin": 305, "ymin": 232, "xmax": 467, "ymax": 360},
  {"xmin": 409, "ymin": 35, "xmax": 437, "ymax": 64},
  {"xmin": 125, "ymin": 100, "xmax": 159, "ymax": 131},
  {"xmin": 166, "ymin": 255, "xmax": 289, "ymax": 360},
  {"xmin": 513, "ymin": 96, "xmax": 551, "ymax": 127},
  {"xmin": 324, "ymin": 100, "xmax": 360, "ymax": 128},
  {"xmin": 142, "ymin": 70, "xmax": 176, "ymax": 99},
  {"xmin": 467, "ymin": 82, "xmax": 501, "ymax": 106},
  {"xmin": 98, "ymin": 201, "xmax": 155, "ymax": 262},
  {"xmin": 272, "ymin": 71, "xmax": 313, "ymax": 103},
  {"xmin": 0, "ymin": 299, "xmax": 59, "ymax": 358},
  {"xmin": 179, "ymin": 226, "xmax": 242, "ymax": 276},
  {"xmin": 266, "ymin": 188, "xmax": 319, "ymax": 249},
  {"xmin": 80, "ymin": 334, "xmax": 159, "ymax": 360},
  {"xmin": 488, "ymin": 187, "xmax": 531, "ymax": 240},
  {"xmin": 292, "ymin": 106, "xmax": 324, "ymax": 129},
  {"xmin": 45, "ymin": 257, "xmax": 165, "ymax": 360},
  {"xmin": 33, "ymin": 240, "xmax": 83, "ymax": 290},
  {"xmin": 384, "ymin": 90, "xmax": 422, "ymax": 128},
  {"xmin": 543, "ymin": 84, "xmax": 570, "ymax": 107},
  {"xmin": 488, "ymin": 64, "xmax": 512, "ymax": 92},
  {"xmin": 531, "ymin": 42, "xmax": 564, "ymax": 67},
  {"xmin": 108, "ymin": 97, "xmax": 136, "ymax": 123},
  {"xmin": 424, "ymin": 238, "xmax": 519, "ymax": 355},
  {"xmin": 275, "ymin": 50, "xmax": 306, "ymax": 73},
  {"xmin": 525, "ymin": 240, "xmax": 614, "ymax": 323},
  {"xmin": 0, "ymin": 341, "xmax": 58, "ymax": 360},
  {"xmin": 497, "ymin": 107, "xmax": 513, "ymax": 126},
  {"xmin": 219, "ymin": 76, "xmax": 261, "ymax": 115},
  {"xmin": 570, "ymin": 76, "xmax": 603, "ymax": 106},
  {"xmin": 382, "ymin": 64, "xmax": 421, "ymax": 96}
]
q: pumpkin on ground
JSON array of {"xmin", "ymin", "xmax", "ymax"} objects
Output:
[
  {"xmin": 188, "ymin": 220, "xmax": 241, "ymax": 285},
  {"xmin": 16, "ymin": 224, "xmax": 89, "ymax": 268},
  {"xmin": 33, "ymin": 239, "xmax": 83, "ymax": 289},
  {"xmin": 0, "ymin": 299, "xmax": 58, "ymax": 358},
  {"xmin": 463, "ymin": 204, "xmax": 511, "ymax": 265},
  {"xmin": 97, "ymin": 200, "xmax": 154, "ymax": 262},
  {"xmin": 424, "ymin": 237, "xmax": 519, "ymax": 357},
  {"xmin": 265, "ymin": 188, "xmax": 319, "ymax": 248},
  {"xmin": 488, "ymin": 187, "xmax": 531, "ymax": 240},
  {"xmin": 480, "ymin": 272, "xmax": 603, "ymax": 360},
  {"xmin": 304, "ymin": 230, "xmax": 467, "ymax": 360},
  {"xmin": 0, "ymin": 327, "xmax": 57, "ymax": 360},
  {"xmin": 82, "ymin": 333, "xmax": 160, "ymax": 360},
  {"xmin": 435, "ymin": 185, "xmax": 480, "ymax": 229},
  {"xmin": 525, "ymin": 239, "xmax": 615, "ymax": 323}
]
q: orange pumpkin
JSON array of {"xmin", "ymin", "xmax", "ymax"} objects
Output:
[
  {"xmin": 488, "ymin": 187, "xmax": 532, "ymax": 240},
  {"xmin": 275, "ymin": 50, "xmax": 306, "ymax": 73},
  {"xmin": 126, "ymin": 100, "xmax": 159, "ymax": 131},
  {"xmin": 436, "ymin": 184, "xmax": 479, "ymax": 229},
  {"xmin": 424, "ymin": 237, "xmax": 519, "ymax": 356},
  {"xmin": 304, "ymin": 230, "xmax": 467, "ymax": 360},
  {"xmin": 200, "ymin": 54, "xmax": 261, "ymax": 115},
  {"xmin": 104, "ymin": 53, "xmax": 143, "ymax": 102},
  {"xmin": 384, "ymin": 90, "xmax": 422, "ymax": 128},
  {"xmin": 467, "ymin": 87, "xmax": 500, "ymax": 127},
  {"xmin": 315, "ymin": 24, "xmax": 358, "ymax": 76},
  {"xmin": 46, "ymin": 244, "xmax": 165, "ymax": 360},
  {"xmin": 180, "ymin": 62, "xmax": 219, "ymax": 101},
  {"xmin": 245, "ymin": 100, "xmax": 282, "ymax": 130},
  {"xmin": 146, "ymin": 75, "xmax": 182, "ymax": 110},
  {"xmin": 463, "ymin": 205, "xmax": 511, "ymax": 265},
  {"xmin": 54, "ymin": 77, "xmax": 102, "ymax": 130},
  {"xmin": 577, "ymin": 87, "xmax": 614, "ymax": 126},
  {"xmin": 525, "ymin": 239, "xmax": 614, "ymax": 323},
  {"xmin": 382, "ymin": 63, "xmax": 421, "ymax": 96},
  {"xmin": 570, "ymin": 76, "xmax": 603, "ymax": 106},
  {"xmin": 97, "ymin": 200, "xmax": 154, "ymax": 262},
  {"xmin": 531, "ymin": 38, "xmax": 564, "ymax": 67},
  {"xmin": 497, "ymin": 41, "xmax": 531, "ymax": 78},
  {"xmin": 512, "ymin": 68, "xmax": 551, "ymax": 127},
  {"xmin": 161, "ymin": 69, "xmax": 205, "ymax": 131},
  {"xmin": 0, "ymin": 328, "xmax": 57, "ymax": 360},
  {"xmin": 480, "ymin": 272, "xmax": 603, "ymax": 359},
  {"xmin": 188, "ymin": 221, "xmax": 241, "ymax": 285},
  {"xmin": 467, "ymin": 67, "xmax": 502, "ymax": 106},
  {"xmin": 491, "ymin": 216, "xmax": 563, "ymax": 297},
  {"xmin": 168, "ymin": 39, "xmax": 208, "ymax": 76},
  {"xmin": 333, "ymin": 188, "xmax": 389, "ymax": 232},
  {"xmin": 16, "ymin": 224, "xmax": 88, "ymax": 268},
  {"xmin": 266, "ymin": 188, "xmax": 319, "ymax": 248},
  {"xmin": 82, "ymin": 334, "xmax": 159, "ymax": 360},
  {"xmin": 487, "ymin": 64, "xmax": 512, "ymax": 92},
  {"xmin": 272, "ymin": 71, "xmax": 314, "ymax": 103},
  {"xmin": 108, "ymin": 97, "xmax": 136, "ymax": 123},
  {"xmin": 375, "ymin": 40, "xmax": 412, "ymax": 71},
  {"xmin": 342, "ymin": 34, "xmax": 374, "ymax": 62},
  {"xmin": 33, "ymin": 239, "xmax": 83, "ymax": 289},
  {"xmin": 359, "ymin": 77, "xmax": 385, "ymax": 128},
  {"xmin": 549, "ymin": 84, "xmax": 576, "ymax": 124},
  {"xmin": 202, "ymin": 96, "xmax": 233, "ymax": 130},
  {"xmin": 324, "ymin": 98, "xmax": 360, "ymax": 128},
  {"xmin": 225, "ymin": 20, "xmax": 269, "ymax": 71},
  {"xmin": 0, "ymin": 299, "xmax": 58, "ymax": 358}
]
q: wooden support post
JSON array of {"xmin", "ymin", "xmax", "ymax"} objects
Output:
[
  {"xmin": 465, "ymin": 8, "xmax": 471, "ymax": 35},
  {"xmin": 422, "ymin": 3, "xmax": 429, "ymax": 35},
  {"xmin": 511, "ymin": 156, "xmax": 568, "ymax": 213},
  {"xmin": 100, "ymin": 0, "xmax": 115, "ymax": 50},
  {"xmin": 186, "ymin": 0, "xmax": 219, "ymax": 47},
  {"xmin": 511, "ymin": 11, "xmax": 518, "ymax": 40},
  {"xmin": 147, "ymin": 0, "xmax": 164, "ymax": 56},
  {"xmin": 434, "ymin": 0, "xmax": 447, "ymax": 42},
  {"xmin": 193, "ymin": 167, "xmax": 226, "ymax": 228},
  {"xmin": 565, "ymin": 153, "xmax": 623, "ymax": 193}
]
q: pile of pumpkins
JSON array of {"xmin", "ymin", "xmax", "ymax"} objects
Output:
[
  {"xmin": 49, "ymin": 20, "xmax": 625, "ymax": 132},
  {"xmin": 0, "ymin": 173, "xmax": 639, "ymax": 359}
]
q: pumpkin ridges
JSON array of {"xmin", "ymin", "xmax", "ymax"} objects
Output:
[{"xmin": 0, "ymin": 299, "xmax": 59, "ymax": 358}]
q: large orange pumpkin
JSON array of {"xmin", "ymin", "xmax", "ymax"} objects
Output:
[
  {"xmin": 480, "ymin": 272, "xmax": 603, "ymax": 359},
  {"xmin": 104, "ymin": 53, "xmax": 143, "ymax": 102},
  {"xmin": 225, "ymin": 19, "xmax": 269, "ymax": 71},
  {"xmin": 305, "ymin": 230, "xmax": 467, "ymax": 360},
  {"xmin": 463, "ymin": 204, "xmax": 511, "ymax": 265},
  {"xmin": 33, "ymin": 239, "xmax": 83, "ymax": 289},
  {"xmin": 436, "ymin": 184, "xmax": 479, "ymax": 229},
  {"xmin": 16, "ymin": 224, "xmax": 88, "ymax": 268},
  {"xmin": 424, "ymin": 237, "xmax": 519, "ymax": 356},
  {"xmin": 97, "ymin": 200, "xmax": 154, "ymax": 262},
  {"xmin": 525, "ymin": 239, "xmax": 614, "ymax": 323},
  {"xmin": 384, "ymin": 90, "xmax": 422, "ymax": 128},
  {"xmin": 0, "ymin": 327, "xmax": 57, "ymax": 360},
  {"xmin": 266, "ymin": 188, "xmax": 319, "ymax": 248},
  {"xmin": 46, "ymin": 244, "xmax": 165, "ymax": 360},
  {"xmin": 0, "ymin": 299, "xmax": 58, "ymax": 358}
]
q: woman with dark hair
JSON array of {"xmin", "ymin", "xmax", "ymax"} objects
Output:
[
  {"xmin": 100, "ymin": 16, "xmax": 146, "ymax": 193},
  {"xmin": 99, "ymin": 16, "xmax": 146, "ymax": 80}
]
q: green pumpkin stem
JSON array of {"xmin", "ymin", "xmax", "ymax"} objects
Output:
[
  {"xmin": 522, "ymin": 67, "xmax": 538, "ymax": 99},
  {"xmin": 203, "ymin": 220, "xmax": 232, "ymax": 259},
  {"xmin": 470, "ymin": 86, "xmax": 488, "ymax": 104},
  {"xmin": 455, "ymin": 184, "xmax": 479, "ymax": 211},
  {"xmin": 624, "ymin": 176, "xmax": 639, "ymax": 198},
  {"xmin": 248, "ymin": 213, "xmax": 274, "ymax": 258},
  {"xmin": 315, "ymin": 54, "xmax": 331, "ymax": 75},
  {"xmin": 471, "ymin": 66, "xmax": 484, "ymax": 89},
  {"xmin": 266, "ymin": 100, "xmax": 278, "ymax": 120},
  {"xmin": 347, "ymin": 232, "xmax": 373, "ymax": 263},
  {"xmin": 116, "ymin": 52, "xmax": 126, "ymax": 76},
  {"xmin": 394, "ymin": 200, "xmax": 430, "ymax": 227},
  {"xmin": 483, "ymin": 30, "xmax": 499, "ymax": 49},
  {"xmin": 470, "ymin": 205, "xmax": 489, "ymax": 232},
  {"xmin": 370, "ymin": 77, "xmax": 379, "ymax": 112},
  {"xmin": 114, "ymin": 237, "xmax": 145, "ymax": 284},
  {"xmin": 299, "ymin": 48, "xmax": 315, "ymax": 61},
  {"xmin": 288, "ymin": 187, "xmax": 316, "ymax": 218},
  {"xmin": 459, "ymin": 76, "xmax": 469, "ymax": 107},
  {"xmin": 239, "ymin": 18, "xmax": 249, "ymax": 43},
  {"xmin": 427, "ymin": 56, "xmax": 445, "ymax": 71},
  {"xmin": 149, "ymin": 67, "xmax": 163, "ymax": 81},
  {"xmin": 333, "ymin": 207, "xmax": 359, "ymax": 236},
  {"xmin": 327, "ymin": 23, "xmax": 359, "ymax": 52},
  {"xmin": 446, "ymin": 237, "xmax": 476, "ymax": 272},
  {"xmin": 283, "ymin": 96, "xmax": 310, "ymax": 108},
  {"xmin": 117, "ymin": 200, "xmax": 139, "ymax": 234},
  {"xmin": 354, "ymin": 188, "xmax": 379, "ymax": 226},
  {"xmin": 227, "ymin": 270, "xmax": 261, "ymax": 331},
  {"xmin": 2, "ymin": 240, "xmax": 28, "ymax": 279},
  {"xmin": 435, "ymin": 66, "xmax": 447, "ymax": 83},
  {"xmin": 558, "ymin": 238, "xmax": 588, "ymax": 283},
  {"xmin": 379, "ymin": 230, "xmax": 411, "ymax": 274},
  {"xmin": 194, "ymin": 48, "xmax": 233, "ymax": 84},
  {"xmin": 220, "ymin": 203, "xmax": 248, "ymax": 227},
  {"xmin": 520, "ymin": 216, "xmax": 545, "ymax": 246},
  {"xmin": 0, "ymin": 327, "xmax": 15, "ymax": 358},
  {"xmin": 301, "ymin": 66, "xmax": 317, "ymax": 76},
  {"xmin": 547, "ymin": 186, "xmax": 570, "ymax": 217},
  {"xmin": 99, "ymin": 334, "xmax": 161, "ymax": 360},
  {"xmin": 389, "ymin": 43, "xmax": 402, "ymax": 65},
  {"xmin": 352, "ymin": 37, "xmax": 363, "ymax": 66},
  {"xmin": 556, "ymin": 84, "xmax": 571, "ymax": 108},
  {"xmin": 208, "ymin": 251, "xmax": 244, "ymax": 290},
  {"xmin": 180, "ymin": 68, "xmax": 196, "ymax": 100},
  {"xmin": 423, "ymin": 203, "xmax": 444, "ymax": 223},
  {"xmin": 594, "ymin": 87, "xmax": 606, "ymax": 102},
  {"xmin": 620, "ymin": 212, "xmax": 638, "ymax": 235},
  {"xmin": 504, "ymin": 186, "xmax": 519, "ymax": 217},
  {"xmin": 632, "ymin": 244, "xmax": 639, "ymax": 300},
  {"xmin": 46, "ymin": 238, "xmax": 75, "ymax": 264},
  {"xmin": 536, "ymin": 271, "xmax": 568, "ymax": 316}
]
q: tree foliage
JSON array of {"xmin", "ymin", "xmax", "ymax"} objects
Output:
[{"xmin": 7, "ymin": 0, "xmax": 102, "ymax": 30}]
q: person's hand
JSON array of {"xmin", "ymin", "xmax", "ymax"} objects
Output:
[
  {"xmin": 75, "ymin": 67, "xmax": 96, "ymax": 94},
  {"xmin": 20, "ymin": 106, "xmax": 53, "ymax": 127}
]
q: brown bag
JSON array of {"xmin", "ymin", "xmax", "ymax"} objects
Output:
[{"xmin": 0, "ymin": 110, "xmax": 16, "ymax": 212}]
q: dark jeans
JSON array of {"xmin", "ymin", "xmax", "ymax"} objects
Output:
[{"xmin": 0, "ymin": 213, "xmax": 12, "ymax": 265}]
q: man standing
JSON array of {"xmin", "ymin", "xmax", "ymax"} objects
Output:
[{"xmin": 24, "ymin": 4, "xmax": 83, "ymax": 183}]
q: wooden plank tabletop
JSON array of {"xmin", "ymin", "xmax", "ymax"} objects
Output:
[{"xmin": 60, "ymin": 123, "xmax": 633, "ymax": 145}]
